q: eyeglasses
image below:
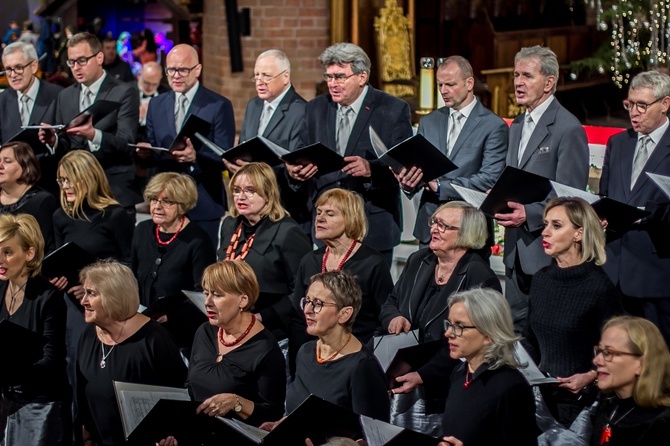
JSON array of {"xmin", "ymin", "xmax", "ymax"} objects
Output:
[
  {"xmin": 593, "ymin": 345, "xmax": 642, "ymax": 362},
  {"xmin": 443, "ymin": 319, "xmax": 477, "ymax": 337},
  {"xmin": 249, "ymin": 70, "xmax": 287, "ymax": 84},
  {"xmin": 66, "ymin": 52, "xmax": 101, "ymax": 68},
  {"xmin": 4, "ymin": 60, "xmax": 35, "ymax": 75},
  {"xmin": 56, "ymin": 177, "xmax": 73, "ymax": 187},
  {"xmin": 323, "ymin": 72, "xmax": 358, "ymax": 84},
  {"xmin": 429, "ymin": 218, "xmax": 459, "ymax": 233},
  {"xmin": 300, "ymin": 296, "xmax": 340, "ymax": 314},
  {"xmin": 232, "ymin": 188, "xmax": 257, "ymax": 199},
  {"xmin": 150, "ymin": 197, "xmax": 178, "ymax": 207},
  {"xmin": 165, "ymin": 64, "xmax": 199, "ymax": 77},
  {"xmin": 622, "ymin": 97, "xmax": 663, "ymax": 113}
]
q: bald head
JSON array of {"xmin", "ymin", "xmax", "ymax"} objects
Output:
[
  {"xmin": 139, "ymin": 61, "xmax": 163, "ymax": 95},
  {"xmin": 165, "ymin": 44, "xmax": 201, "ymax": 93}
]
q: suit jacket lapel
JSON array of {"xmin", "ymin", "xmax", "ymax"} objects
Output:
[
  {"xmin": 345, "ymin": 88, "xmax": 374, "ymax": 156},
  {"xmin": 618, "ymin": 132, "xmax": 638, "ymax": 200},
  {"xmin": 519, "ymin": 102, "xmax": 556, "ymax": 168},
  {"xmin": 30, "ymin": 83, "xmax": 51, "ymax": 125},
  {"xmin": 438, "ymin": 108, "xmax": 449, "ymax": 155},
  {"xmin": 95, "ymin": 76, "xmax": 114, "ymax": 102},
  {"xmin": 165, "ymin": 91, "xmax": 177, "ymax": 136},
  {"xmin": 5, "ymin": 93, "xmax": 21, "ymax": 130},
  {"xmin": 264, "ymin": 87, "xmax": 296, "ymax": 137},
  {"xmin": 326, "ymin": 99, "xmax": 338, "ymax": 150},
  {"xmin": 508, "ymin": 115, "xmax": 523, "ymax": 167},
  {"xmin": 631, "ymin": 128, "xmax": 670, "ymax": 198},
  {"xmin": 247, "ymin": 99, "xmax": 263, "ymax": 137},
  {"xmin": 450, "ymin": 102, "xmax": 483, "ymax": 158},
  {"xmin": 408, "ymin": 253, "xmax": 435, "ymax": 322},
  {"xmin": 249, "ymin": 217, "xmax": 281, "ymax": 255}
]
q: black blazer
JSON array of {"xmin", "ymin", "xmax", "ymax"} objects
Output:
[
  {"xmin": 299, "ymin": 87, "xmax": 413, "ymax": 251},
  {"xmin": 379, "ymin": 248, "xmax": 501, "ymax": 342}
]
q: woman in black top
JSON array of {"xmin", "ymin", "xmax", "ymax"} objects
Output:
[
  {"xmin": 76, "ymin": 261, "xmax": 187, "ymax": 446},
  {"xmin": 591, "ymin": 316, "xmax": 670, "ymax": 446},
  {"xmin": 0, "ymin": 141, "xmax": 58, "ymax": 253},
  {"xmin": 0, "ymin": 213, "xmax": 69, "ymax": 445}
]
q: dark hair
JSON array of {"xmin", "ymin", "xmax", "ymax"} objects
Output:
[
  {"xmin": 0, "ymin": 141, "xmax": 41, "ymax": 185},
  {"xmin": 68, "ymin": 32, "xmax": 102, "ymax": 53}
]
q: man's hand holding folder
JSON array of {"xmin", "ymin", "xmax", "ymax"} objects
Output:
[{"xmin": 494, "ymin": 201, "xmax": 527, "ymax": 228}]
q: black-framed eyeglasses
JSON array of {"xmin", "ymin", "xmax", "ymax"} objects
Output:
[
  {"xmin": 165, "ymin": 64, "xmax": 199, "ymax": 77},
  {"xmin": 56, "ymin": 177, "xmax": 73, "ymax": 187},
  {"xmin": 300, "ymin": 296, "xmax": 340, "ymax": 314},
  {"xmin": 4, "ymin": 59, "xmax": 35, "ymax": 75},
  {"xmin": 249, "ymin": 70, "xmax": 287, "ymax": 84},
  {"xmin": 443, "ymin": 319, "xmax": 477, "ymax": 337},
  {"xmin": 429, "ymin": 217, "xmax": 459, "ymax": 233},
  {"xmin": 323, "ymin": 72, "xmax": 358, "ymax": 84},
  {"xmin": 593, "ymin": 345, "xmax": 642, "ymax": 362},
  {"xmin": 66, "ymin": 52, "xmax": 101, "ymax": 68},
  {"xmin": 622, "ymin": 97, "xmax": 663, "ymax": 114},
  {"xmin": 232, "ymin": 188, "xmax": 257, "ymax": 199},
  {"xmin": 150, "ymin": 197, "xmax": 178, "ymax": 207}
]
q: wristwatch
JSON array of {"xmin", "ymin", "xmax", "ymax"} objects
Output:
[{"xmin": 234, "ymin": 395, "xmax": 243, "ymax": 413}]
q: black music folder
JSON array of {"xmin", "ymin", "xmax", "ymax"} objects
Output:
[
  {"xmin": 169, "ymin": 114, "xmax": 212, "ymax": 152},
  {"xmin": 41, "ymin": 241, "xmax": 96, "ymax": 285},
  {"xmin": 197, "ymin": 133, "xmax": 287, "ymax": 166},
  {"xmin": 65, "ymin": 99, "xmax": 121, "ymax": 129},
  {"xmin": 477, "ymin": 166, "xmax": 552, "ymax": 216},
  {"xmin": 127, "ymin": 400, "xmax": 213, "ymax": 446},
  {"xmin": 0, "ymin": 319, "xmax": 46, "ymax": 376},
  {"xmin": 384, "ymin": 340, "xmax": 443, "ymax": 389},
  {"xmin": 7, "ymin": 127, "xmax": 50, "ymax": 155},
  {"xmin": 369, "ymin": 127, "xmax": 458, "ymax": 182},
  {"xmin": 280, "ymin": 142, "xmax": 346, "ymax": 176}
]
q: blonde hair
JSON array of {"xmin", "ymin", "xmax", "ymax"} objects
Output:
[
  {"xmin": 143, "ymin": 172, "xmax": 197, "ymax": 215},
  {"xmin": 201, "ymin": 260, "xmax": 260, "ymax": 311},
  {"xmin": 432, "ymin": 201, "xmax": 487, "ymax": 249},
  {"xmin": 315, "ymin": 188, "xmax": 367, "ymax": 241},
  {"xmin": 58, "ymin": 150, "xmax": 119, "ymax": 220},
  {"xmin": 228, "ymin": 162, "xmax": 288, "ymax": 222},
  {"xmin": 79, "ymin": 260, "xmax": 139, "ymax": 321},
  {"xmin": 0, "ymin": 213, "xmax": 44, "ymax": 276}
]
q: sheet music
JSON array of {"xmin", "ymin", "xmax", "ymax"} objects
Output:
[
  {"xmin": 258, "ymin": 135, "xmax": 290, "ymax": 156},
  {"xmin": 372, "ymin": 329, "xmax": 419, "ymax": 372},
  {"xmin": 21, "ymin": 124, "xmax": 65, "ymax": 130},
  {"xmin": 181, "ymin": 290, "xmax": 206, "ymax": 315},
  {"xmin": 113, "ymin": 381, "xmax": 190, "ymax": 438},
  {"xmin": 369, "ymin": 126, "xmax": 389, "ymax": 158},
  {"xmin": 451, "ymin": 184, "xmax": 487, "ymax": 208},
  {"xmin": 647, "ymin": 172, "xmax": 670, "ymax": 199},
  {"xmin": 193, "ymin": 132, "xmax": 224, "ymax": 156},
  {"xmin": 360, "ymin": 414, "xmax": 404, "ymax": 446},
  {"xmin": 514, "ymin": 342, "xmax": 559, "ymax": 386},
  {"xmin": 216, "ymin": 417, "xmax": 268, "ymax": 444},
  {"xmin": 550, "ymin": 181, "xmax": 599, "ymax": 204},
  {"xmin": 127, "ymin": 143, "xmax": 169, "ymax": 152}
]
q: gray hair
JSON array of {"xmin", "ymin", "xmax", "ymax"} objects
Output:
[
  {"xmin": 2, "ymin": 41, "xmax": 37, "ymax": 62},
  {"xmin": 448, "ymin": 287, "xmax": 521, "ymax": 370},
  {"xmin": 257, "ymin": 49, "xmax": 291, "ymax": 73},
  {"xmin": 515, "ymin": 45, "xmax": 559, "ymax": 93},
  {"xmin": 318, "ymin": 43, "xmax": 371, "ymax": 79},
  {"xmin": 438, "ymin": 55, "xmax": 474, "ymax": 79},
  {"xmin": 432, "ymin": 201, "xmax": 487, "ymax": 250},
  {"xmin": 631, "ymin": 70, "xmax": 670, "ymax": 99}
]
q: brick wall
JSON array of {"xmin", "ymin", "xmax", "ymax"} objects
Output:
[{"xmin": 202, "ymin": 0, "xmax": 330, "ymax": 137}]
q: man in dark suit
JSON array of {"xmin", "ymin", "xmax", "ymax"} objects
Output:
[
  {"xmin": 600, "ymin": 70, "xmax": 670, "ymax": 345},
  {"xmin": 101, "ymin": 35, "xmax": 134, "ymax": 83},
  {"xmin": 0, "ymin": 41, "xmax": 62, "ymax": 194},
  {"xmin": 233, "ymin": 49, "xmax": 309, "ymax": 228},
  {"xmin": 288, "ymin": 43, "xmax": 413, "ymax": 264},
  {"xmin": 142, "ymin": 43, "xmax": 235, "ymax": 245},
  {"xmin": 40, "ymin": 32, "xmax": 141, "ymax": 210},
  {"xmin": 495, "ymin": 46, "xmax": 589, "ymax": 332},
  {"xmin": 396, "ymin": 56, "xmax": 508, "ymax": 246}
]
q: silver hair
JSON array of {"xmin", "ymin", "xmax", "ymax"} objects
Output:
[
  {"xmin": 432, "ymin": 201, "xmax": 487, "ymax": 250},
  {"xmin": 257, "ymin": 49, "xmax": 291, "ymax": 73},
  {"xmin": 630, "ymin": 70, "xmax": 670, "ymax": 99},
  {"xmin": 448, "ymin": 287, "xmax": 522, "ymax": 370},
  {"xmin": 2, "ymin": 41, "xmax": 37, "ymax": 62},
  {"xmin": 515, "ymin": 45, "xmax": 559, "ymax": 93},
  {"xmin": 318, "ymin": 42, "xmax": 371, "ymax": 79}
]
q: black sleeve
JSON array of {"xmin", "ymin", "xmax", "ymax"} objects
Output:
[
  {"xmin": 350, "ymin": 355, "xmax": 392, "ymax": 422},
  {"xmin": 244, "ymin": 344, "xmax": 287, "ymax": 426}
]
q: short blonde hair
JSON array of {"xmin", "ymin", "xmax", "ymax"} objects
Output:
[
  {"xmin": 143, "ymin": 172, "xmax": 197, "ymax": 215},
  {"xmin": 315, "ymin": 188, "xmax": 367, "ymax": 241},
  {"xmin": 228, "ymin": 162, "xmax": 288, "ymax": 222},
  {"xmin": 58, "ymin": 150, "xmax": 119, "ymax": 220},
  {"xmin": 0, "ymin": 213, "xmax": 44, "ymax": 276},
  {"xmin": 201, "ymin": 260, "xmax": 260, "ymax": 312},
  {"xmin": 79, "ymin": 261, "xmax": 139, "ymax": 321},
  {"xmin": 432, "ymin": 201, "xmax": 487, "ymax": 249}
]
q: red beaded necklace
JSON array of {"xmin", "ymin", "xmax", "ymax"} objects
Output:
[
  {"xmin": 225, "ymin": 222, "xmax": 256, "ymax": 261},
  {"xmin": 155, "ymin": 216, "xmax": 186, "ymax": 246},
  {"xmin": 321, "ymin": 240, "xmax": 358, "ymax": 272},
  {"xmin": 316, "ymin": 333, "xmax": 352, "ymax": 364},
  {"xmin": 218, "ymin": 314, "xmax": 256, "ymax": 347}
]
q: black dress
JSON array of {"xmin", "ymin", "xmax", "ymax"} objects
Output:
[
  {"xmin": 0, "ymin": 185, "xmax": 58, "ymax": 254},
  {"xmin": 188, "ymin": 323, "xmax": 286, "ymax": 426},
  {"xmin": 590, "ymin": 395, "xmax": 670, "ymax": 446},
  {"xmin": 287, "ymin": 340, "xmax": 390, "ymax": 421},
  {"xmin": 76, "ymin": 319, "xmax": 187, "ymax": 446}
]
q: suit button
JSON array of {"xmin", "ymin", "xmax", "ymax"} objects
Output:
[{"xmin": 425, "ymin": 333, "xmax": 431, "ymax": 339}]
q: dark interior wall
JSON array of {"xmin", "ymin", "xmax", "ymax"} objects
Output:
[{"xmin": 0, "ymin": 0, "xmax": 39, "ymax": 31}]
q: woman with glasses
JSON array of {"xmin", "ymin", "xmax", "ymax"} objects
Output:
[
  {"xmin": 522, "ymin": 197, "xmax": 623, "ymax": 427},
  {"xmin": 217, "ymin": 162, "xmax": 311, "ymax": 352},
  {"xmin": 435, "ymin": 288, "xmax": 537, "ymax": 446},
  {"xmin": 590, "ymin": 316, "xmax": 670, "ymax": 446}
]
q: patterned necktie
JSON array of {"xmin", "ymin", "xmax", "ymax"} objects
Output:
[
  {"xmin": 446, "ymin": 110, "xmax": 464, "ymax": 156},
  {"xmin": 175, "ymin": 94, "xmax": 188, "ymax": 130},
  {"xmin": 337, "ymin": 105, "xmax": 353, "ymax": 155},
  {"xmin": 517, "ymin": 113, "xmax": 535, "ymax": 166},
  {"xmin": 20, "ymin": 95, "xmax": 31, "ymax": 126},
  {"xmin": 81, "ymin": 87, "xmax": 93, "ymax": 111},
  {"xmin": 258, "ymin": 104, "xmax": 273, "ymax": 136},
  {"xmin": 631, "ymin": 135, "xmax": 651, "ymax": 189}
]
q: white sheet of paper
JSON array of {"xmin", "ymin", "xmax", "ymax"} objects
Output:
[
  {"xmin": 369, "ymin": 126, "xmax": 389, "ymax": 159},
  {"xmin": 258, "ymin": 134, "xmax": 290, "ymax": 156},
  {"xmin": 193, "ymin": 132, "xmax": 224, "ymax": 156},
  {"xmin": 113, "ymin": 381, "xmax": 190, "ymax": 438},
  {"xmin": 216, "ymin": 417, "xmax": 268, "ymax": 443},
  {"xmin": 21, "ymin": 124, "xmax": 65, "ymax": 130},
  {"xmin": 372, "ymin": 329, "xmax": 419, "ymax": 372},
  {"xmin": 451, "ymin": 183, "xmax": 487, "ymax": 208},
  {"xmin": 514, "ymin": 342, "xmax": 560, "ymax": 386},
  {"xmin": 360, "ymin": 414, "xmax": 404, "ymax": 446},
  {"xmin": 181, "ymin": 290, "xmax": 206, "ymax": 315},
  {"xmin": 647, "ymin": 172, "xmax": 670, "ymax": 199},
  {"xmin": 550, "ymin": 181, "xmax": 599, "ymax": 204}
]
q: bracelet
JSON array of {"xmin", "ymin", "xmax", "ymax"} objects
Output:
[{"xmin": 590, "ymin": 369, "xmax": 599, "ymax": 385}]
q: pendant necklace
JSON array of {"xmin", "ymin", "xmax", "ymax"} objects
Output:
[
  {"xmin": 599, "ymin": 404, "xmax": 635, "ymax": 445},
  {"xmin": 7, "ymin": 280, "xmax": 28, "ymax": 315},
  {"xmin": 99, "ymin": 319, "xmax": 128, "ymax": 369}
]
